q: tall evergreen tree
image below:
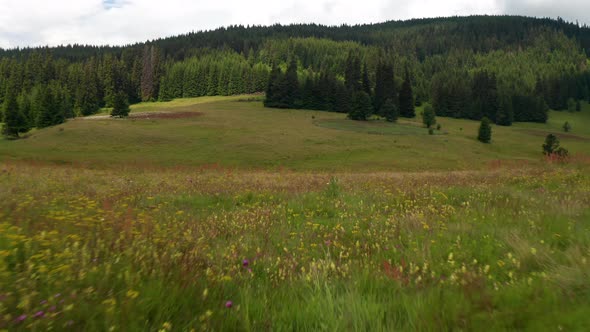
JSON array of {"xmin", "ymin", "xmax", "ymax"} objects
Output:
[
  {"xmin": 283, "ymin": 58, "xmax": 299, "ymax": 108},
  {"xmin": 111, "ymin": 91, "xmax": 131, "ymax": 117},
  {"xmin": 374, "ymin": 61, "xmax": 396, "ymax": 114},
  {"xmin": 361, "ymin": 64, "xmax": 371, "ymax": 96},
  {"xmin": 381, "ymin": 98, "xmax": 399, "ymax": 122},
  {"xmin": 399, "ymin": 69, "xmax": 415, "ymax": 118},
  {"xmin": 348, "ymin": 91, "xmax": 373, "ymax": 121},
  {"xmin": 345, "ymin": 52, "xmax": 362, "ymax": 92},
  {"xmin": 2, "ymin": 80, "xmax": 29, "ymax": 138}
]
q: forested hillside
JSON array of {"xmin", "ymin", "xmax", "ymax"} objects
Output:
[{"xmin": 1, "ymin": 15, "xmax": 590, "ymax": 137}]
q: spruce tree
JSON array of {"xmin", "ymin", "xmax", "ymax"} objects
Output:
[
  {"xmin": 563, "ymin": 121, "xmax": 571, "ymax": 132},
  {"xmin": 348, "ymin": 91, "xmax": 373, "ymax": 121},
  {"xmin": 543, "ymin": 134, "xmax": 560, "ymax": 155},
  {"xmin": 361, "ymin": 64, "xmax": 371, "ymax": 96},
  {"xmin": 374, "ymin": 61, "xmax": 396, "ymax": 114},
  {"xmin": 345, "ymin": 52, "xmax": 361, "ymax": 92},
  {"xmin": 2, "ymin": 82, "xmax": 29, "ymax": 138},
  {"xmin": 477, "ymin": 117, "xmax": 492, "ymax": 143},
  {"xmin": 381, "ymin": 98, "xmax": 398, "ymax": 122},
  {"xmin": 399, "ymin": 70, "xmax": 415, "ymax": 118},
  {"xmin": 496, "ymin": 94, "xmax": 514, "ymax": 126},
  {"xmin": 111, "ymin": 91, "xmax": 130, "ymax": 117},
  {"xmin": 422, "ymin": 104, "xmax": 436, "ymax": 128},
  {"xmin": 283, "ymin": 59, "xmax": 299, "ymax": 108}
]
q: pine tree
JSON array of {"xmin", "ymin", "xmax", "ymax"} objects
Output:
[
  {"xmin": 264, "ymin": 64, "xmax": 282, "ymax": 108},
  {"xmin": 348, "ymin": 91, "xmax": 373, "ymax": 121},
  {"xmin": 576, "ymin": 100, "xmax": 582, "ymax": 112},
  {"xmin": 422, "ymin": 104, "xmax": 436, "ymax": 128},
  {"xmin": 2, "ymin": 81, "xmax": 29, "ymax": 138},
  {"xmin": 283, "ymin": 58, "xmax": 299, "ymax": 108},
  {"xmin": 374, "ymin": 61, "xmax": 396, "ymax": 114},
  {"xmin": 381, "ymin": 98, "xmax": 398, "ymax": 122},
  {"xmin": 477, "ymin": 117, "xmax": 492, "ymax": 143},
  {"xmin": 543, "ymin": 134, "xmax": 560, "ymax": 155},
  {"xmin": 361, "ymin": 64, "xmax": 371, "ymax": 96},
  {"xmin": 345, "ymin": 52, "xmax": 361, "ymax": 93},
  {"xmin": 399, "ymin": 69, "xmax": 415, "ymax": 118},
  {"xmin": 36, "ymin": 87, "xmax": 58, "ymax": 128},
  {"xmin": 496, "ymin": 95, "xmax": 514, "ymax": 126},
  {"xmin": 111, "ymin": 91, "xmax": 130, "ymax": 117},
  {"xmin": 567, "ymin": 98, "xmax": 576, "ymax": 112},
  {"xmin": 563, "ymin": 121, "xmax": 571, "ymax": 132}
]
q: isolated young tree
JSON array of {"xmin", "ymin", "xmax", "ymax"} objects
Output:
[
  {"xmin": 477, "ymin": 117, "xmax": 492, "ymax": 143},
  {"xmin": 576, "ymin": 100, "xmax": 582, "ymax": 112},
  {"xmin": 542, "ymin": 134, "xmax": 560, "ymax": 155},
  {"xmin": 348, "ymin": 91, "xmax": 373, "ymax": 121},
  {"xmin": 422, "ymin": 104, "xmax": 437, "ymax": 128},
  {"xmin": 381, "ymin": 98, "xmax": 399, "ymax": 122},
  {"xmin": 563, "ymin": 121, "xmax": 571, "ymax": 132},
  {"xmin": 111, "ymin": 91, "xmax": 130, "ymax": 117}
]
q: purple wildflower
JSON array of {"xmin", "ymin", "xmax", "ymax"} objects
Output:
[
  {"xmin": 242, "ymin": 259, "xmax": 249, "ymax": 267},
  {"xmin": 16, "ymin": 314, "xmax": 27, "ymax": 322},
  {"xmin": 225, "ymin": 301, "xmax": 233, "ymax": 308},
  {"xmin": 33, "ymin": 311, "xmax": 45, "ymax": 318},
  {"xmin": 40, "ymin": 300, "xmax": 48, "ymax": 305}
]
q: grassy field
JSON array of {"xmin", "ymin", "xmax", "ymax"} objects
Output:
[
  {"xmin": 1, "ymin": 96, "xmax": 589, "ymax": 171},
  {"xmin": 1, "ymin": 96, "xmax": 590, "ymax": 331}
]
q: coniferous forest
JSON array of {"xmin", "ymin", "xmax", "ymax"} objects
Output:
[{"xmin": 2, "ymin": 15, "xmax": 590, "ymax": 136}]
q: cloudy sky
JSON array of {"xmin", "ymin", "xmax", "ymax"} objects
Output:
[{"xmin": 0, "ymin": 0, "xmax": 589, "ymax": 49}]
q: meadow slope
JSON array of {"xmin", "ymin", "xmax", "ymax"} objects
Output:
[
  {"xmin": 1, "ymin": 96, "xmax": 590, "ymax": 331},
  {"xmin": 1, "ymin": 95, "xmax": 589, "ymax": 171}
]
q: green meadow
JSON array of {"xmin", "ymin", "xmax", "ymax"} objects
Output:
[{"xmin": 1, "ymin": 96, "xmax": 590, "ymax": 331}]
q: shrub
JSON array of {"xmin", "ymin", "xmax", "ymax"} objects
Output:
[{"xmin": 477, "ymin": 117, "xmax": 492, "ymax": 143}]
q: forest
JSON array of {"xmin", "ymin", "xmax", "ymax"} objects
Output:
[{"xmin": 2, "ymin": 15, "xmax": 590, "ymax": 136}]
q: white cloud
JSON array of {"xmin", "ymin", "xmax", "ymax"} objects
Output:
[{"xmin": 0, "ymin": 0, "xmax": 588, "ymax": 49}]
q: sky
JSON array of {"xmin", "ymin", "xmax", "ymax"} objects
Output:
[{"xmin": 0, "ymin": 0, "xmax": 589, "ymax": 49}]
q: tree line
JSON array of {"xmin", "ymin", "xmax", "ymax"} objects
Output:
[{"xmin": 3, "ymin": 16, "xmax": 590, "ymax": 137}]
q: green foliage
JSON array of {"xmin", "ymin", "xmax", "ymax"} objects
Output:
[
  {"xmin": 381, "ymin": 99, "xmax": 399, "ymax": 122},
  {"xmin": 563, "ymin": 121, "xmax": 571, "ymax": 132},
  {"xmin": 2, "ymin": 82, "xmax": 29, "ymax": 138},
  {"xmin": 374, "ymin": 61, "xmax": 396, "ymax": 115},
  {"xmin": 422, "ymin": 104, "xmax": 437, "ymax": 128},
  {"xmin": 568, "ymin": 98, "xmax": 576, "ymax": 112},
  {"xmin": 399, "ymin": 71, "xmax": 415, "ymax": 118},
  {"xmin": 348, "ymin": 91, "xmax": 373, "ymax": 121},
  {"xmin": 477, "ymin": 117, "xmax": 492, "ymax": 143},
  {"xmin": 576, "ymin": 100, "xmax": 581, "ymax": 112},
  {"xmin": 543, "ymin": 134, "xmax": 569, "ymax": 158},
  {"xmin": 496, "ymin": 94, "xmax": 514, "ymax": 126},
  {"xmin": 111, "ymin": 91, "xmax": 130, "ymax": 117}
]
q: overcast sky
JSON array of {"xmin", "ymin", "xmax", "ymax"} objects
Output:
[{"xmin": 0, "ymin": 0, "xmax": 589, "ymax": 49}]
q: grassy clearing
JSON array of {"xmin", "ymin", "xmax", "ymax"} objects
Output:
[
  {"xmin": 0, "ymin": 163, "xmax": 589, "ymax": 330},
  {"xmin": 314, "ymin": 118, "xmax": 446, "ymax": 135},
  {"xmin": 1, "ymin": 96, "xmax": 589, "ymax": 171}
]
